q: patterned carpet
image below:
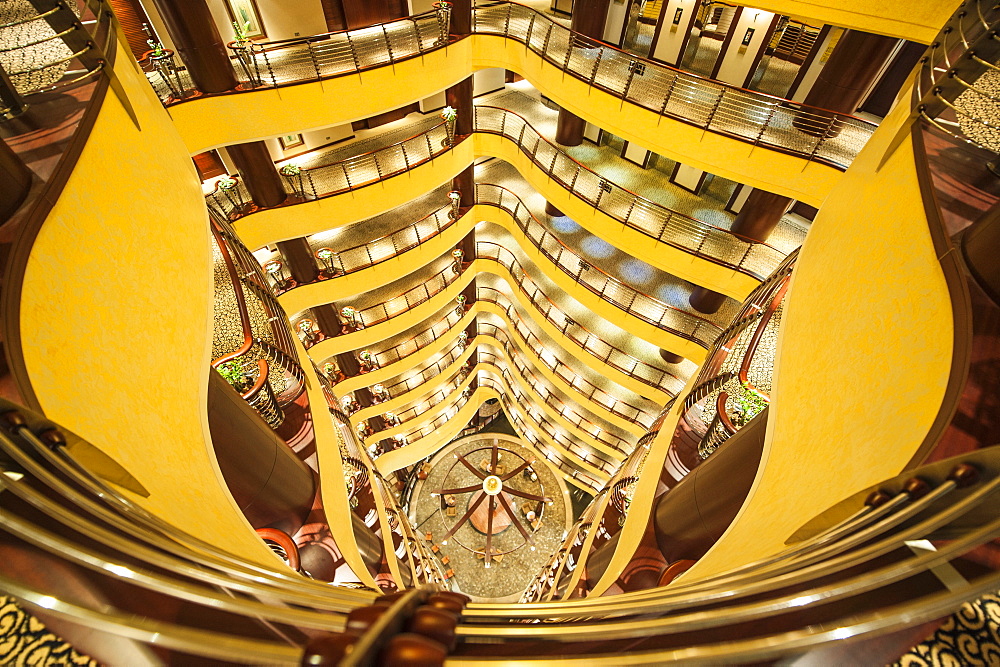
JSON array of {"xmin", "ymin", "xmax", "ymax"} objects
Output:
[
  {"xmin": 892, "ymin": 592, "xmax": 1000, "ymax": 666},
  {"xmin": 0, "ymin": 596, "xmax": 96, "ymax": 666}
]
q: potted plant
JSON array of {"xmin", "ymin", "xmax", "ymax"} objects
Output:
[
  {"xmin": 441, "ymin": 106, "xmax": 457, "ymax": 146},
  {"xmin": 315, "ymin": 247, "xmax": 340, "ymax": 276},
  {"xmin": 232, "ymin": 19, "xmax": 252, "ymax": 47},
  {"xmin": 447, "ymin": 189, "xmax": 462, "ymax": 219},
  {"xmin": 280, "ymin": 163, "xmax": 306, "ymax": 197},
  {"xmin": 217, "ymin": 359, "xmax": 253, "ymax": 393},
  {"xmin": 432, "ymin": 1, "xmax": 452, "ymax": 46}
]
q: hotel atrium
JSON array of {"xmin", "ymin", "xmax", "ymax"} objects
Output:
[{"xmin": 1, "ymin": 0, "xmax": 999, "ymax": 662}]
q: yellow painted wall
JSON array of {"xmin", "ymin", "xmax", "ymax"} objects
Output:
[
  {"xmin": 169, "ymin": 37, "xmax": 842, "ymax": 206},
  {"xmin": 238, "ymin": 132, "xmax": 759, "ymax": 301},
  {"xmin": 727, "ymin": 0, "xmax": 951, "ymax": 43},
  {"xmin": 19, "ymin": 42, "xmax": 285, "ymax": 568},
  {"xmin": 682, "ymin": 86, "xmax": 954, "ymax": 582}
]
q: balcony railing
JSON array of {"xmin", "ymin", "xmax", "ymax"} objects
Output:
[
  {"xmin": 351, "ymin": 327, "xmax": 636, "ymax": 455},
  {"xmin": 267, "ymin": 190, "xmax": 720, "ymax": 354},
  {"xmin": 214, "ymin": 106, "xmax": 790, "ymax": 282},
  {"xmin": 478, "ymin": 182, "xmax": 724, "ymax": 347},
  {"xmin": 0, "ymin": 0, "xmax": 113, "ymax": 117},
  {"xmin": 149, "ymin": 2, "xmax": 874, "ymax": 170},
  {"xmin": 479, "ymin": 374, "xmax": 609, "ymax": 489},
  {"xmin": 473, "ymin": 107, "xmax": 787, "ymax": 280},
  {"xmin": 476, "ymin": 319, "xmax": 655, "ymax": 429}
]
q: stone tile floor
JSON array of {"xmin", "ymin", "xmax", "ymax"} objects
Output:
[{"xmin": 411, "ymin": 435, "xmax": 572, "ymax": 601}]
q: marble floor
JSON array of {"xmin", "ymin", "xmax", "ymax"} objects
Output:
[{"xmin": 411, "ymin": 434, "xmax": 573, "ymax": 601}]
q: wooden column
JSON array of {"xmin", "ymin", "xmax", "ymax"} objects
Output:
[
  {"xmin": 340, "ymin": 0, "xmax": 407, "ymax": 30},
  {"xmin": 276, "ymin": 238, "xmax": 319, "ymax": 285},
  {"xmin": 447, "ymin": 76, "xmax": 475, "ymax": 208},
  {"xmin": 446, "ymin": 77, "xmax": 474, "ymax": 138},
  {"xmin": 150, "ymin": 0, "xmax": 238, "ymax": 93},
  {"xmin": 227, "ymin": 141, "xmax": 287, "ymax": 208},
  {"xmin": 792, "ymin": 29, "xmax": 898, "ymax": 136},
  {"xmin": 545, "ymin": 201, "xmax": 565, "ymax": 217},
  {"xmin": 572, "ymin": 0, "xmax": 612, "ymax": 39},
  {"xmin": 454, "ymin": 166, "xmax": 475, "ymax": 208},
  {"xmin": 312, "ymin": 304, "xmax": 343, "ymax": 338},
  {"xmin": 688, "ymin": 286, "xmax": 727, "ymax": 314},
  {"xmin": 730, "ymin": 189, "xmax": 792, "ymax": 244},
  {"xmin": 450, "ymin": 0, "xmax": 472, "ymax": 35},
  {"xmin": 555, "ymin": 107, "xmax": 587, "ymax": 147},
  {"xmin": 555, "ymin": 0, "xmax": 611, "ymax": 145},
  {"xmin": 659, "ymin": 349, "xmax": 685, "ymax": 365},
  {"xmin": 0, "ymin": 139, "xmax": 32, "ymax": 224}
]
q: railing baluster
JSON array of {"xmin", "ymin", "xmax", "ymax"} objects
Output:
[
  {"xmin": 344, "ymin": 30, "xmax": 362, "ymax": 74},
  {"xmin": 382, "ymin": 24, "xmax": 395, "ymax": 64}
]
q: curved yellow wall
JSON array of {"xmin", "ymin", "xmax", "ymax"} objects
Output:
[
  {"xmin": 169, "ymin": 38, "xmax": 843, "ymax": 206},
  {"xmin": 19, "ymin": 43, "xmax": 282, "ymax": 568},
  {"xmin": 683, "ymin": 86, "xmax": 953, "ymax": 582},
  {"xmin": 730, "ymin": 0, "xmax": 950, "ymax": 42}
]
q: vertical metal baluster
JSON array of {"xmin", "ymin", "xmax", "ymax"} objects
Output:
[
  {"xmin": 658, "ymin": 72, "xmax": 678, "ymax": 117},
  {"xmin": 382, "ymin": 24, "xmax": 395, "ymax": 64},
  {"xmin": 589, "ymin": 48, "xmax": 603, "ymax": 87},
  {"xmin": 703, "ymin": 87, "xmax": 725, "ymax": 131},
  {"xmin": 345, "ymin": 30, "xmax": 362, "ymax": 74},
  {"xmin": 622, "ymin": 61, "xmax": 637, "ymax": 102},
  {"xmin": 306, "ymin": 40, "xmax": 321, "ymax": 79},
  {"xmin": 413, "ymin": 16, "xmax": 424, "ymax": 54},
  {"xmin": 525, "ymin": 13, "xmax": 536, "ymax": 50},
  {"xmin": 541, "ymin": 23, "xmax": 554, "ymax": 61}
]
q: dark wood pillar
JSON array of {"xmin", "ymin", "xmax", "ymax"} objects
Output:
[
  {"xmin": 150, "ymin": 0, "xmax": 239, "ymax": 93},
  {"xmin": 447, "ymin": 75, "xmax": 475, "ymax": 208},
  {"xmin": 227, "ymin": 141, "xmax": 287, "ymax": 208},
  {"xmin": 859, "ymin": 41, "xmax": 927, "ymax": 118},
  {"xmin": 689, "ymin": 286, "xmax": 727, "ymax": 314},
  {"xmin": 312, "ymin": 304, "xmax": 343, "ymax": 338},
  {"xmin": 555, "ymin": 0, "xmax": 611, "ymax": 146},
  {"xmin": 555, "ymin": 107, "xmax": 587, "ymax": 147},
  {"xmin": 659, "ymin": 350, "xmax": 685, "ymax": 365},
  {"xmin": 545, "ymin": 201, "xmax": 564, "ymax": 217},
  {"xmin": 341, "ymin": 0, "xmax": 407, "ymax": 30},
  {"xmin": 730, "ymin": 189, "xmax": 792, "ymax": 244},
  {"xmin": 0, "ymin": 139, "xmax": 32, "ymax": 224},
  {"xmin": 446, "ymin": 77, "xmax": 474, "ymax": 138},
  {"xmin": 454, "ymin": 166, "xmax": 475, "ymax": 208},
  {"xmin": 793, "ymin": 29, "xmax": 898, "ymax": 136},
  {"xmin": 450, "ymin": 0, "xmax": 472, "ymax": 36},
  {"xmin": 338, "ymin": 353, "xmax": 361, "ymax": 378},
  {"xmin": 276, "ymin": 238, "xmax": 319, "ymax": 285},
  {"xmin": 572, "ymin": 0, "xmax": 612, "ymax": 39}
]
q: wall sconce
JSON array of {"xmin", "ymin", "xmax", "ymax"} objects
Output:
[
  {"xmin": 672, "ymin": 8, "xmax": 683, "ymax": 25},
  {"xmin": 741, "ymin": 27, "xmax": 755, "ymax": 46}
]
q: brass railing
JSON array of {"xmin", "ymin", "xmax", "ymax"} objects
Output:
[
  {"xmin": 147, "ymin": 2, "xmax": 873, "ymax": 170},
  {"xmin": 213, "ymin": 106, "xmax": 790, "ymax": 282},
  {"xmin": 0, "ymin": 0, "xmax": 112, "ymax": 117}
]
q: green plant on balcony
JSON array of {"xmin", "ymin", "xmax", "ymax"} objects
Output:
[
  {"xmin": 232, "ymin": 19, "xmax": 252, "ymax": 45},
  {"xmin": 146, "ymin": 39, "xmax": 166, "ymax": 58},
  {"xmin": 216, "ymin": 359, "xmax": 253, "ymax": 393},
  {"xmin": 730, "ymin": 386, "xmax": 768, "ymax": 427}
]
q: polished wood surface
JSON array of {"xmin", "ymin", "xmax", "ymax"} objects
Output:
[
  {"xmin": 730, "ymin": 189, "xmax": 792, "ymax": 244},
  {"xmin": 468, "ymin": 490, "xmax": 513, "ymax": 535},
  {"xmin": 150, "ymin": 0, "xmax": 239, "ymax": 93}
]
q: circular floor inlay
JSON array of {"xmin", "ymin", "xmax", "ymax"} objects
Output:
[{"xmin": 468, "ymin": 491, "xmax": 513, "ymax": 535}]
